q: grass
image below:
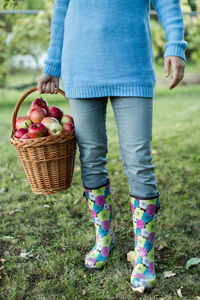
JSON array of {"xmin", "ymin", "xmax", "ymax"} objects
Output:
[{"xmin": 0, "ymin": 64, "xmax": 200, "ymax": 299}]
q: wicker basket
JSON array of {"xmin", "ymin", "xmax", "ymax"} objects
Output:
[{"xmin": 10, "ymin": 86, "xmax": 77, "ymax": 195}]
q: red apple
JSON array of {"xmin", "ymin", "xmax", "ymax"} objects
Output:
[
  {"xmin": 41, "ymin": 117, "xmax": 62, "ymax": 135},
  {"xmin": 14, "ymin": 128, "xmax": 28, "ymax": 139},
  {"xmin": 28, "ymin": 108, "xmax": 48, "ymax": 123},
  {"xmin": 15, "ymin": 117, "xmax": 32, "ymax": 130},
  {"xmin": 61, "ymin": 114, "xmax": 74, "ymax": 125},
  {"xmin": 27, "ymin": 107, "xmax": 37, "ymax": 119},
  {"xmin": 62, "ymin": 122, "xmax": 74, "ymax": 133},
  {"xmin": 21, "ymin": 133, "xmax": 31, "ymax": 139},
  {"xmin": 49, "ymin": 106, "xmax": 63, "ymax": 121},
  {"xmin": 28, "ymin": 123, "xmax": 48, "ymax": 138},
  {"xmin": 30, "ymin": 97, "xmax": 49, "ymax": 113},
  {"xmin": 41, "ymin": 116, "xmax": 59, "ymax": 126}
]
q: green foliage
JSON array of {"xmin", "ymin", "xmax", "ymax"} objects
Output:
[
  {"xmin": 0, "ymin": 0, "xmax": 52, "ymax": 87},
  {"xmin": 2, "ymin": 0, "xmax": 18, "ymax": 9},
  {"xmin": 150, "ymin": 19, "xmax": 166, "ymax": 64},
  {"xmin": 0, "ymin": 15, "xmax": 14, "ymax": 87},
  {"xmin": 184, "ymin": 1, "xmax": 200, "ymax": 67}
]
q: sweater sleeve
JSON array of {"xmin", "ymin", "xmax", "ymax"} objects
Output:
[
  {"xmin": 152, "ymin": 0, "xmax": 188, "ymax": 61},
  {"xmin": 43, "ymin": 0, "xmax": 70, "ymax": 78}
]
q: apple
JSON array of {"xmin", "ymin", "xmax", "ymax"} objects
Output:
[
  {"xmin": 49, "ymin": 106, "xmax": 63, "ymax": 121},
  {"xmin": 28, "ymin": 108, "xmax": 48, "ymax": 123},
  {"xmin": 15, "ymin": 117, "xmax": 32, "ymax": 130},
  {"xmin": 28, "ymin": 123, "xmax": 48, "ymax": 138},
  {"xmin": 30, "ymin": 97, "xmax": 49, "ymax": 113},
  {"xmin": 48, "ymin": 123, "xmax": 63, "ymax": 135},
  {"xmin": 21, "ymin": 133, "xmax": 31, "ymax": 139},
  {"xmin": 14, "ymin": 128, "xmax": 28, "ymax": 139},
  {"xmin": 41, "ymin": 117, "xmax": 62, "ymax": 135},
  {"xmin": 61, "ymin": 114, "xmax": 74, "ymax": 125},
  {"xmin": 62, "ymin": 122, "xmax": 74, "ymax": 133},
  {"xmin": 27, "ymin": 107, "xmax": 36, "ymax": 119}
]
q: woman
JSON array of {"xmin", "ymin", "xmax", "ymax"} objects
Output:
[{"xmin": 37, "ymin": 0, "xmax": 187, "ymax": 292}]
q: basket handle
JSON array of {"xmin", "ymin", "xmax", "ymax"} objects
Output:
[{"xmin": 11, "ymin": 86, "xmax": 69, "ymax": 135}]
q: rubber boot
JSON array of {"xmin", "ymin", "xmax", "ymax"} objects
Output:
[
  {"xmin": 130, "ymin": 193, "xmax": 160, "ymax": 291},
  {"xmin": 83, "ymin": 181, "xmax": 115, "ymax": 269}
]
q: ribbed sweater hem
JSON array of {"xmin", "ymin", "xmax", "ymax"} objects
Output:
[{"xmin": 63, "ymin": 85, "xmax": 155, "ymax": 99}]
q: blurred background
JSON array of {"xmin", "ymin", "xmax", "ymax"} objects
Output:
[{"xmin": 0, "ymin": 0, "xmax": 200, "ymax": 90}]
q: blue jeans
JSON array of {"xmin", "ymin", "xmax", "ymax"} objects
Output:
[{"xmin": 68, "ymin": 96, "xmax": 160, "ymax": 199}]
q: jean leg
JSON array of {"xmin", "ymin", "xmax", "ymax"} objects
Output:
[
  {"xmin": 68, "ymin": 97, "xmax": 109, "ymax": 189},
  {"xmin": 110, "ymin": 96, "xmax": 159, "ymax": 199}
]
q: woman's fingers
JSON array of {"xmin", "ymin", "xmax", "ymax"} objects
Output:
[
  {"xmin": 51, "ymin": 81, "xmax": 55, "ymax": 94},
  {"xmin": 37, "ymin": 80, "xmax": 43, "ymax": 94},
  {"xmin": 37, "ymin": 74, "xmax": 59, "ymax": 94},
  {"xmin": 164, "ymin": 58, "xmax": 171, "ymax": 78},
  {"xmin": 164, "ymin": 56, "xmax": 185, "ymax": 90},
  {"xmin": 46, "ymin": 82, "xmax": 51, "ymax": 94}
]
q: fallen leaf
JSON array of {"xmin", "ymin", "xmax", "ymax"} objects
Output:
[
  {"xmin": 152, "ymin": 149, "xmax": 157, "ymax": 155},
  {"xmin": 11, "ymin": 173, "xmax": 15, "ymax": 179},
  {"xmin": 127, "ymin": 251, "xmax": 135, "ymax": 267},
  {"xmin": 16, "ymin": 233, "xmax": 25, "ymax": 238},
  {"xmin": 0, "ymin": 259, "xmax": 5, "ymax": 265},
  {"xmin": 0, "ymin": 268, "xmax": 8, "ymax": 279},
  {"xmin": 2, "ymin": 236, "xmax": 15, "ymax": 240},
  {"xmin": 9, "ymin": 209, "xmax": 22, "ymax": 215},
  {"xmin": 196, "ymin": 297, "xmax": 200, "ymax": 300},
  {"xmin": 127, "ymin": 281, "xmax": 145, "ymax": 294},
  {"xmin": 43, "ymin": 204, "xmax": 50, "ymax": 208},
  {"xmin": 158, "ymin": 241, "xmax": 167, "ymax": 251},
  {"xmin": 177, "ymin": 286, "xmax": 183, "ymax": 298},
  {"xmin": 73, "ymin": 198, "xmax": 79, "ymax": 205},
  {"xmin": 185, "ymin": 257, "xmax": 200, "ymax": 270},
  {"xmin": 163, "ymin": 271, "xmax": 176, "ymax": 278},
  {"xmin": 0, "ymin": 187, "xmax": 8, "ymax": 193},
  {"xmin": 82, "ymin": 289, "xmax": 86, "ymax": 295},
  {"xmin": 20, "ymin": 250, "xmax": 34, "ymax": 259}
]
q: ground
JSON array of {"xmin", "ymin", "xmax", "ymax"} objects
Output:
[{"xmin": 0, "ymin": 64, "xmax": 200, "ymax": 299}]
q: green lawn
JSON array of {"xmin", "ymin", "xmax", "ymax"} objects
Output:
[{"xmin": 0, "ymin": 65, "xmax": 200, "ymax": 299}]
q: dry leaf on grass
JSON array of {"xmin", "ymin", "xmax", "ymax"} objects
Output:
[
  {"xmin": 163, "ymin": 271, "xmax": 176, "ymax": 278},
  {"xmin": 20, "ymin": 250, "xmax": 34, "ymax": 259},
  {"xmin": 43, "ymin": 204, "xmax": 50, "ymax": 208},
  {"xmin": 127, "ymin": 281, "xmax": 145, "ymax": 294},
  {"xmin": 196, "ymin": 297, "xmax": 200, "ymax": 300},
  {"xmin": 9, "ymin": 209, "xmax": 22, "ymax": 215},
  {"xmin": 127, "ymin": 251, "xmax": 135, "ymax": 267},
  {"xmin": 152, "ymin": 149, "xmax": 157, "ymax": 155},
  {"xmin": 185, "ymin": 257, "xmax": 200, "ymax": 270},
  {"xmin": 158, "ymin": 241, "xmax": 167, "ymax": 251},
  {"xmin": 0, "ymin": 259, "xmax": 5, "ymax": 266},
  {"xmin": 0, "ymin": 268, "xmax": 8, "ymax": 279},
  {"xmin": 177, "ymin": 286, "xmax": 183, "ymax": 298}
]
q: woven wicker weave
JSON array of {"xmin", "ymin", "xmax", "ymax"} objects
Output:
[{"xmin": 10, "ymin": 86, "xmax": 77, "ymax": 194}]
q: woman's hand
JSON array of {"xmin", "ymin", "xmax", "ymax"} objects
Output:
[
  {"xmin": 37, "ymin": 72, "xmax": 59, "ymax": 94},
  {"xmin": 164, "ymin": 56, "xmax": 185, "ymax": 90}
]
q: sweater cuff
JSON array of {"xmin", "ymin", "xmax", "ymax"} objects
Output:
[
  {"xmin": 43, "ymin": 64, "xmax": 61, "ymax": 78},
  {"xmin": 163, "ymin": 41, "xmax": 188, "ymax": 62}
]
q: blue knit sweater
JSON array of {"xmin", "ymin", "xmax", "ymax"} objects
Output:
[{"xmin": 43, "ymin": 0, "xmax": 188, "ymax": 98}]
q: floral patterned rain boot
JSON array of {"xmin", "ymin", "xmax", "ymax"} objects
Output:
[
  {"xmin": 83, "ymin": 181, "xmax": 115, "ymax": 269},
  {"xmin": 130, "ymin": 194, "xmax": 160, "ymax": 291}
]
